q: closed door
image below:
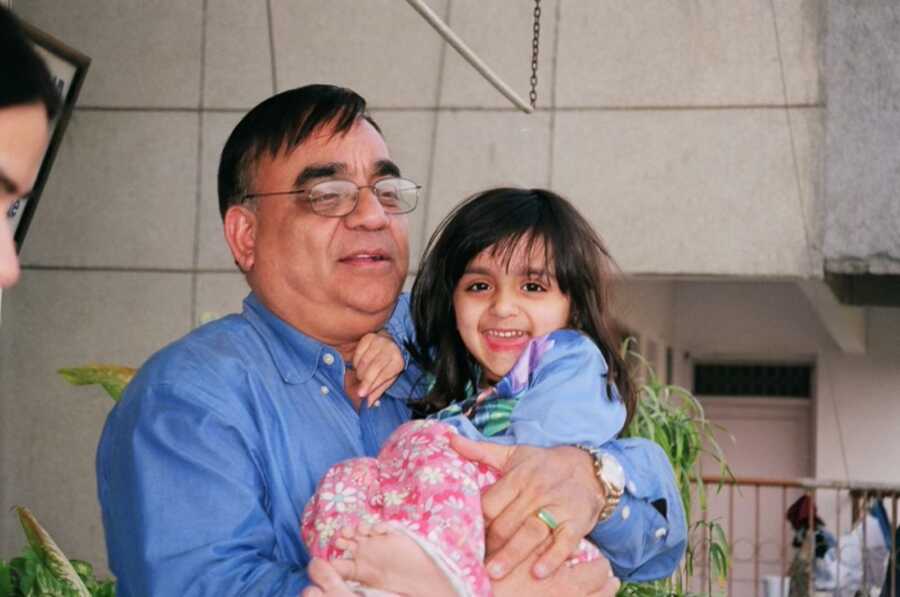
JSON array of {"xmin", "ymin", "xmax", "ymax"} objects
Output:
[{"xmin": 695, "ymin": 397, "xmax": 812, "ymax": 597}]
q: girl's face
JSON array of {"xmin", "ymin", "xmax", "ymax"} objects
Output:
[{"xmin": 453, "ymin": 239, "xmax": 571, "ymax": 385}]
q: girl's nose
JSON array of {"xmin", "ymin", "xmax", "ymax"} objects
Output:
[{"xmin": 489, "ymin": 289, "xmax": 518, "ymax": 317}]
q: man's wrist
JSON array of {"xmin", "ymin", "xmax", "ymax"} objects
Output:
[{"xmin": 576, "ymin": 445, "xmax": 625, "ymax": 524}]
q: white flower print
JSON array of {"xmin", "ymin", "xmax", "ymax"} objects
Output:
[
  {"xmin": 383, "ymin": 489, "xmax": 409, "ymax": 507},
  {"xmin": 397, "ymin": 519, "xmax": 421, "ymax": 534},
  {"xmin": 423, "ymin": 496, "xmax": 444, "ymax": 515},
  {"xmin": 476, "ymin": 469, "xmax": 497, "ymax": 488},
  {"xmin": 315, "ymin": 518, "xmax": 339, "ymax": 545},
  {"xmin": 361, "ymin": 512, "xmax": 380, "ymax": 525},
  {"xmin": 419, "ymin": 466, "xmax": 445, "ymax": 485},
  {"xmin": 461, "ymin": 476, "xmax": 479, "ymax": 494},
  {"xmin": 444, "ymin": 496, "xmax": 465, "ymax": 511},
  {"xmin": 320, "ymin": 482, "xmax": 358, "ymax": 513}
]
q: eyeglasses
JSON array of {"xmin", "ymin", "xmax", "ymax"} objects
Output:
[{"xmin": 242, "ymin": 177, "xmax": 420, "ymax": 217}]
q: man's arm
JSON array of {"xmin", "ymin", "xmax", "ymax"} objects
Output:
[
  {"xmin": 587, "ymin": 438, "xmax": 687, "ymax": 582},
  {"xmin": 97, "ymin": 376, "xmax": 308, "ymax": 596},
  {"xmin": 456, "ymin": 330, "xmax": 686, "ymax": 581}
]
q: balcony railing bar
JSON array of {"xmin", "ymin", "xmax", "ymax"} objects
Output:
[
  {"xmin": 729, "ymin": 483, "xmax": 735, "ymax": 596},
  {"xmin": 893, "ymin": 495, "xmax": 898, "ymax": 597},
  {"xmin": 755, "ymin": 484, "xmax": 761, "ymax": 595},
  {"xmin": 780, "ymin": 486, "xmax": 787, "ymax": 597},
  {"xmin": 863, "ymin": 489, "xmax": 869, "ymax": 589},
  {"xmin": 836, "ymin": 484, "xmax": 842, "ymax": 594},
  {"xmin": 704, "ymin": 476, "xmax": 900, "ymax": 492},
  {"xmin": 807, "ymin": 488, "xmax": 816, "ymax": 595}
]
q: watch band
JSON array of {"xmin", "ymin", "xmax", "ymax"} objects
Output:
[{"xmin": 577, "ymin": 445, "xmax": 625, "ymax": 524}]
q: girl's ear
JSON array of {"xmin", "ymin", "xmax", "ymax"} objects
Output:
[{"xmin": 224, "ymin": 205, "xmax": 257, "ymax": 273}]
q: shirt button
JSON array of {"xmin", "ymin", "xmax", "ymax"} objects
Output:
[
  {"xmin": 323, "ymin": 353, "xmax": 335, "ymax": 366},
  {"xmin": 621, "ymin": 505, "xmax": 630, "ymax": 520},
  {"xmin": 655, "ymin": 527, "xmax": 667, "ymax": 539},
  {"xmin": 320, "ymin": 386, "xmax": 329, "ymax": 396},
  {"xmin": 627, "ymin": 481, "xmax": 637, "ymax": 494}
]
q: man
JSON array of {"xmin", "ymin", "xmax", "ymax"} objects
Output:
[
  {"xmin": 98, "ymin": 85, "xmax": 685, "ymax": 596},
  {"xmin": 0, "ymin": 6, "xmax": 60, "ymax": 289}
]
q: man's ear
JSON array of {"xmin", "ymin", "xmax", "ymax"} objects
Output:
[{"xmin": 223, "ymin": 205, "xmax": 257, "ymax": 273}]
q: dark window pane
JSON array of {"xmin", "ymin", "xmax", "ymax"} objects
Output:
[{"xmin": 693, "ymin": 364, "xmax": 812, "ymax": 398}]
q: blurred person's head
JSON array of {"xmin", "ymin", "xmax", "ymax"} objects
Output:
[{"xmin": 0, "ymin": 6, "xmax": 60, "ymax": 288}]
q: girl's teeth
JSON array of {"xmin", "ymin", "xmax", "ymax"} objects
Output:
[{"xmin": 486, "ymin": 330, "xmax": 524, "ymax": 338}]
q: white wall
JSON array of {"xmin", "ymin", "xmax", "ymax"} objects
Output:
[
  {"xmin": 815, "ymin": 308, "xmax": 900, "ymax": 484},
  {"xmin": 671, "ymin": 281, "xmax": 900, "ymax": 486}
]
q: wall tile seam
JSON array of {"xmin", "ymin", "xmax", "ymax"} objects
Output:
[
  {"xmin": 265, "ymin": 0, "xmax": 277, "ymax": 94},
  {"xmin": 72, "ymin": 104, "xmax": 825, "ymax": 114},
  {"xmin": 546, "ymin": 0, "xmax": 563, "ymax": 189},
  {"xmin": 19, "ymin": 266, "xmax": 233, "ymax": 275},
  {"xmin": 191, "ymin": 0, "xmax": 210, "ymax": 328}
]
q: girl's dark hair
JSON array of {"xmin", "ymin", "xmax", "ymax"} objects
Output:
[{"xmin": 408, "ymin": 187, "xmax": 636, "ymax": 431}]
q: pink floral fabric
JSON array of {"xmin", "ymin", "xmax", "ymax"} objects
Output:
[{"xmin": 301, "ymin": 420, "xmax": 601, "ymax": 596}]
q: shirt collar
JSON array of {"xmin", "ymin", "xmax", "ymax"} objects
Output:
[{"xmin": 241, "ymin": 292, "xmax": 331, "ymax": 384}]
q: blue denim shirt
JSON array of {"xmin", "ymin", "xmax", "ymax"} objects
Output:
[{"xmin": 97, "ymin": 293, "xmax": 685, "ymax": 596}]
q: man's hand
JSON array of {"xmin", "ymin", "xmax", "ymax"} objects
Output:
[
  {"xmin": 451, "ymin": 434, "xmax": 605, "ymax": 580},
  {"xmin": 493, "ymin": 550, "xmax": 621, "ymax": 597},
  {"xmin": 352, "ymin": 331, "xmax": 404, "ymax": 406}
]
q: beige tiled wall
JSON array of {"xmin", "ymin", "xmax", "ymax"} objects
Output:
[
  {"xmin": 552, "ymin": 108, "xmax": 819, "ymax": 276},
  {"xmin": 21, "ymin": 111, "xmax": 200, "ymax": 269},
  {"xmin": 1, "ymin": 0, "xmax": 825, "ymax": 575}
]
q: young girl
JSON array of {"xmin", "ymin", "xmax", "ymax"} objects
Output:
[{"xmin": 301, "ymin": 188, "xmax": 636, "ymax": 597}]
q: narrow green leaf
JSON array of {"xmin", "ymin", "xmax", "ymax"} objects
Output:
[
  {"xmin": 58, "ymin": 365, "xmax": 136, "ymax": 402},
  {"xmin": 0, "ymin": 562, "xmax": 13, "ymax": 597},
  {"xmin": 15, "ymin": 507, "xmax": 91, "ymax": 597}
]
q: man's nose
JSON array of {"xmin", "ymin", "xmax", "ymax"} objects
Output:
[{"xmin": 344, "ymin": 187, "xmax": 389, "ymax": 230}]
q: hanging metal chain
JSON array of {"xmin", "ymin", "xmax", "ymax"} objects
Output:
[{"xmin": 529, "ymin": 0, "xmax": 542, "ymax": 109}]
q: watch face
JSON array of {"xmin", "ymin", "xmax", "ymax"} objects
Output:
[{"xmin": 600, "ymin": 454, "xmax": 626, "ymax": 491}]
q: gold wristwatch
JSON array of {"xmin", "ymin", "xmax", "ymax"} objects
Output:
[{"xmin": 578, "ymin": 445, "xmax": 626, "ymax": 524}]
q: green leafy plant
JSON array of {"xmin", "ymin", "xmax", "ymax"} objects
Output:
[
  {"xmin": 618, "ymin": 341, "xmax": 734, "ymax": 596},
  {"xmin": 0, "ymin": 507, "xmax": 114, "ymax": 597}
]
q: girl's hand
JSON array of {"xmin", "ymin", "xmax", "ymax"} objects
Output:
[{"xmin": 352, "ymin": 331, "xmax": 404, "ymax": 406}]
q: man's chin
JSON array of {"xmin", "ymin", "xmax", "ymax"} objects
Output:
[{"xmin": 339, "ymin": 284, "xmax": 403, "ymax": 317}]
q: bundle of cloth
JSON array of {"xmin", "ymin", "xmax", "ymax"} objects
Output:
[{"xmin": 786, "ymin": 495, "xmax": 895, "ymax": 597}]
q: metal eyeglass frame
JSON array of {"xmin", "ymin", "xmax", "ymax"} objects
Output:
[{"xmin": 241, "ymin": 177, "xmax": 421, "ymax": 217}]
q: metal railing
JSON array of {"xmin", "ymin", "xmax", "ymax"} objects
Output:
[{"xmin": 690, "ymin": 476, "xmax": 899, "ymax": 597}]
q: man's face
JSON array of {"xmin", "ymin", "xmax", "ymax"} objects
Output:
[
  {"xmin": 241, "ymin": 119, "xmax": 410, "ymax": 348},
  {"xmin": 0, "ymin": 102, "xmax": 49, "ymax": 288}
]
